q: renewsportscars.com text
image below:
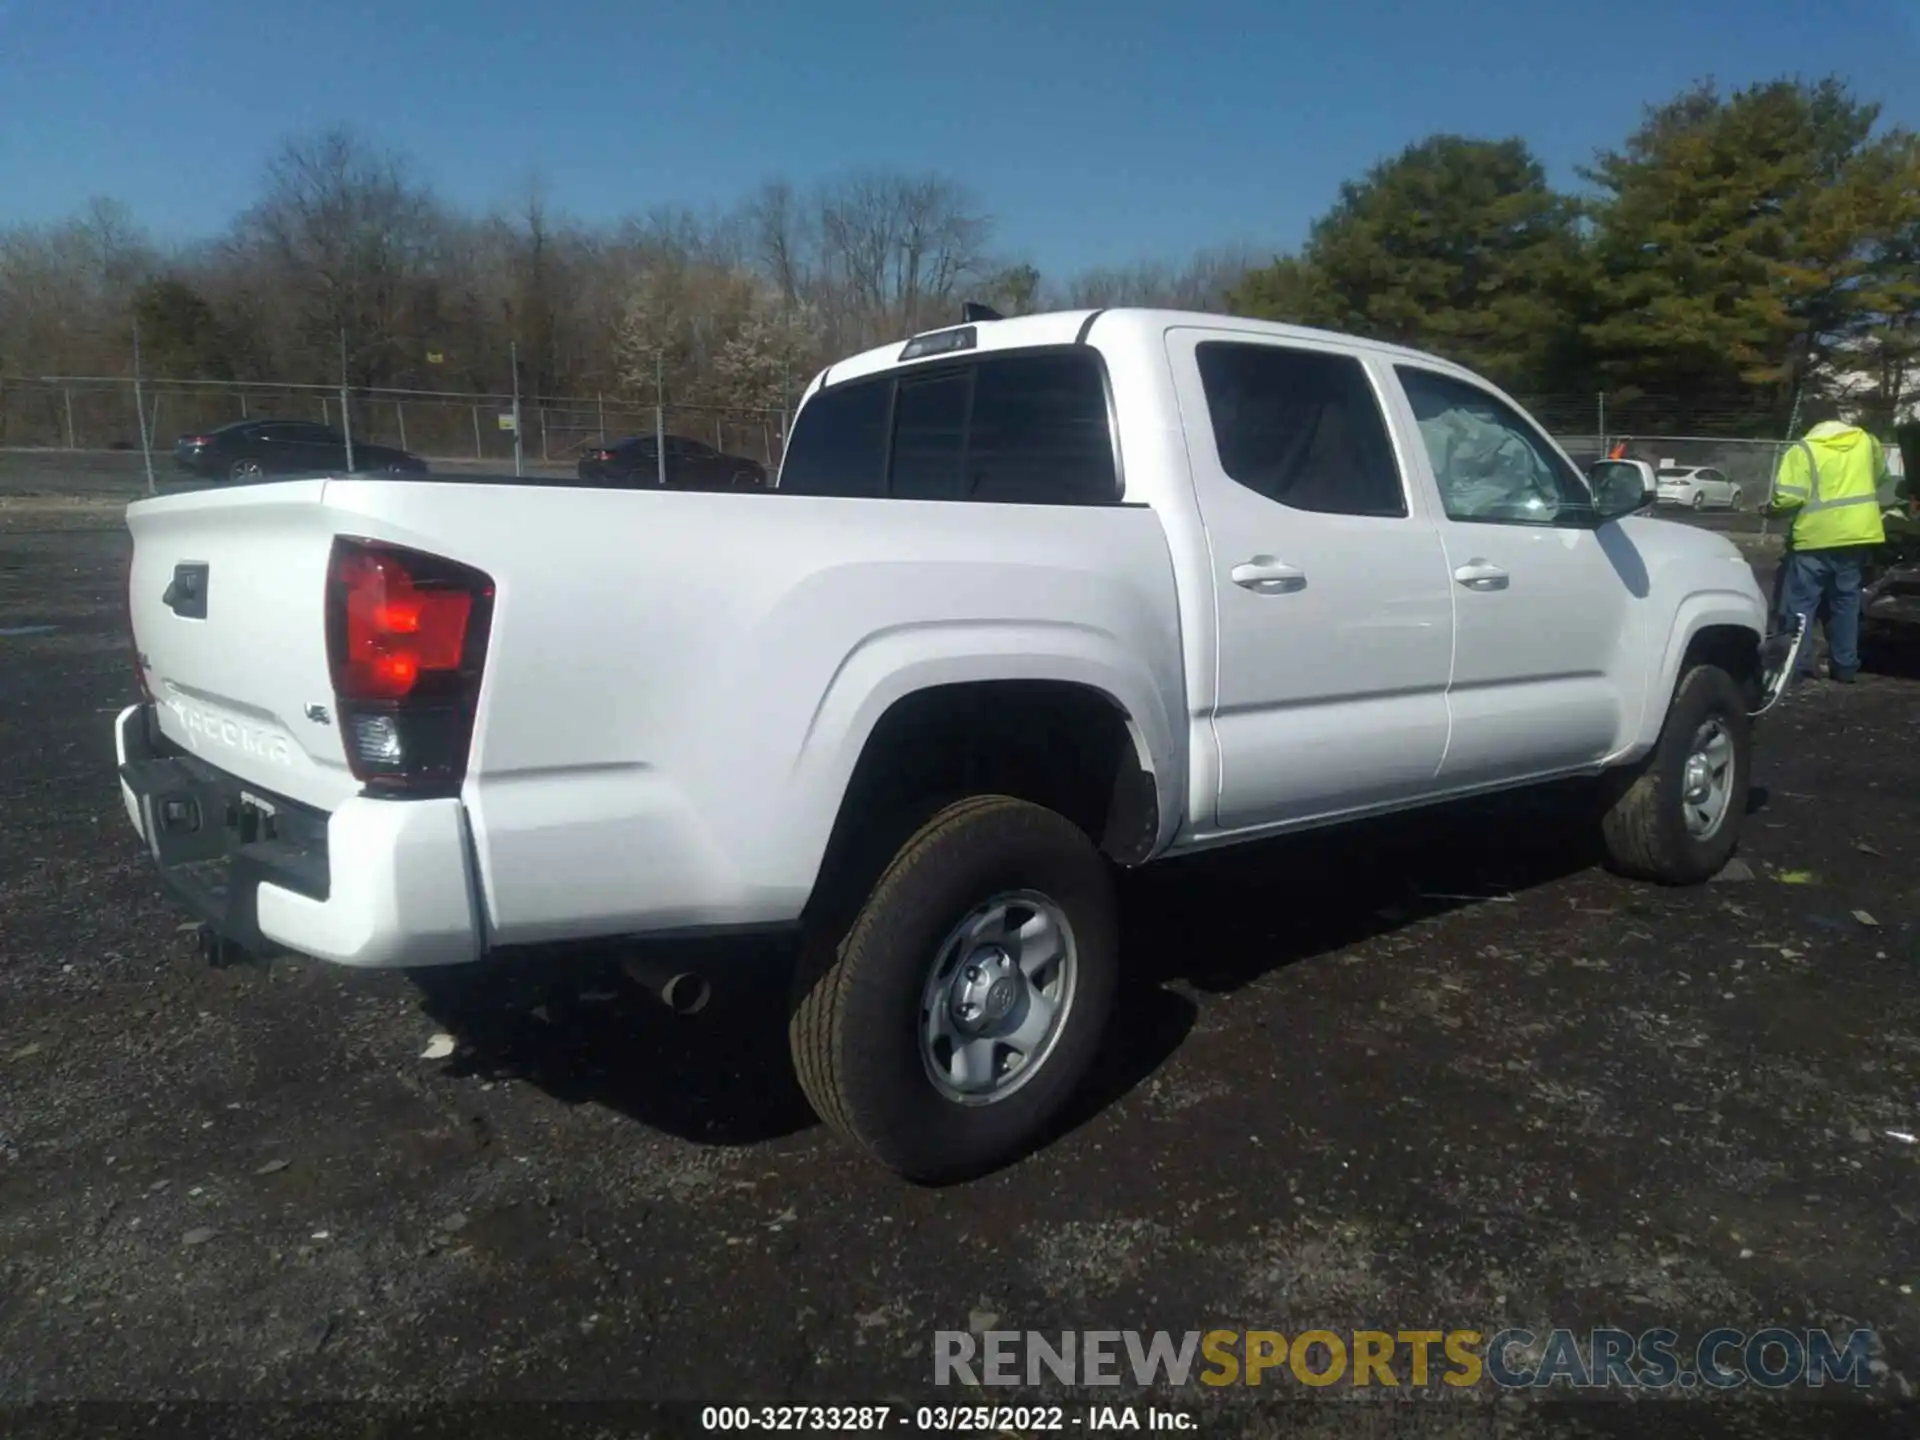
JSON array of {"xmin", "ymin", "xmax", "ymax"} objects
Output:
[{"xmin": 934, "ymin": 1327, "xmax": 1878, "ymax": 1390}]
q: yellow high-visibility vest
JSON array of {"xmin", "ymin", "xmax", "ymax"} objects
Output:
[{"xmin": 1770, "ymin": 422, "xmax": 1887, "ymax": 550}]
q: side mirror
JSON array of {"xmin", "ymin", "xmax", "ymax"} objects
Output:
[{"xmin": 1589, "ymin": 459, "xmax": 1656, "ymax": 522}]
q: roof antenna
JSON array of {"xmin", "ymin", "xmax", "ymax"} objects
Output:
[{"xmin": 961, "ymin": 301, "xmax": 1004, "ymax": 324}]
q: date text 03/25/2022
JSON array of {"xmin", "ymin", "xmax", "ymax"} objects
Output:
[{"xmin": 699, "ymin": 1405, "xmax": 1192, "ymax": 1431}]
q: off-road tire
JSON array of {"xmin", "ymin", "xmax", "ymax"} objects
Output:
[
  {"xmin": 1599, "ymin": 664, "xmax": 1751, "ymax": 884},
  {"xmin": 789, "ymin": 795, "xmax": 1118, "ymax": 1184}
]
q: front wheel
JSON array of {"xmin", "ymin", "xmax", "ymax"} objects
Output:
[
  {"xmin": 789, "ymin": 795, "xmax": 1118, "ymax": 1183},
  {"xmin": 1598, "ymin": 664, "xmax": 1751, "ymax": 884}
]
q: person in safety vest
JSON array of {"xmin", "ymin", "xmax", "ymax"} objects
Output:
[{"xmin": 1766, "ymin": 420, "xmax": 1889, "ymax": 684}]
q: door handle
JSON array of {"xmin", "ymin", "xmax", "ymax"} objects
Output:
[
  {"xmin": 1230, "ymin": 557, "xmax": 1306, "ymax": 594},
  {"xmin": 1453, "ymin": 560, "xmax": 1509, "ymax": 591}
]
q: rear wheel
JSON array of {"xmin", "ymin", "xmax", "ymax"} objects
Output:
[
  {"xmin": 226, "ymin": 457, "xmax": 264, "ymax": 483},
  {"xmin": 1727, "ymin": 486, "xmax": 1744, "ymax": 511},
  {"xmin": 1691, "ymin": 490, "xmax": 1707, "ymax": 510},
  {"xmin": 1599, "ymin": 664, "xmax": 1750, "ymax": 884},
  {"xmin": 789, "ymin": 795, "xmax": 1118, "ymax": 1183}
]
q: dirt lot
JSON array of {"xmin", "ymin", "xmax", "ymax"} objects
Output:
[{"xmin": 2, "ymin": 460, "xmax": 1917, "ymax": 1436}]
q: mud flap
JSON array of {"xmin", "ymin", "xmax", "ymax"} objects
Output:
[{"xmin": 1752, "ymin": 611, "xmax": 1810, "ymax": 717}]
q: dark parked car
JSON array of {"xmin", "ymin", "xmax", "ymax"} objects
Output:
[
  {"xmin": 577, "ymin": 434, "xmax": 767, "ymax": 490},
  {"xmin": 173, "ymin": 420, "xmax": 429, "ymax": 483}
]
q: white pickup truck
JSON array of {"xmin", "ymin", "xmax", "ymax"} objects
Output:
[{"xmin": 116, "ymin": 308, "xmax": 1779, "ymax": 1182}]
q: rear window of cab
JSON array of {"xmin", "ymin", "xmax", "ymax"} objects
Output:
[{"xmin": 776, "ymin": 348, "xmax": 1118, "ymax": 505}]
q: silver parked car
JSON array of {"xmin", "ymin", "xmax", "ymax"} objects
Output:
[{"xmin": 1655, "ymin": 466, "xmax": 1742, "ymax": 511}]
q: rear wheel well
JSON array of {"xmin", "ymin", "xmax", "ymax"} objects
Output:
[
  {"xmin": 1680, "ymin": 624, "xmax": 1763, "ymax": 709},
  {"xmin": 806, "ymin": 681, "xmax": 1157, "ymax": 919}
]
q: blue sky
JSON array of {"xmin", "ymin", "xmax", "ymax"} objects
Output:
[{"xmin": 1, "ymin": 0, "xmax": 1915, "ymax": 277}]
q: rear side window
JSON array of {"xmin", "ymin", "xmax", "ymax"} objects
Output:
[
  {"xmin": 271, "ymin": 423, "xmax": 340, "ymax": 444},
  {"xmin": 255, "ymin": 422, "xmax": 330, "ymax": 443},
  {"xmin": 1195, "ymin": 342, "xmax": 1406, "ymax": 518},
  {"xmin": 778, "ymin": 376, "xmax": 891, "ymax": 497},
  {"xmin": 890, "ymin": 369, "xmax": 971, "ymax": 499},
  {"xmin": 967, "ymin": 352, "xmax": 1116, "ymax": 504},
  {"xmin": 777, "ymin": 348, "xmax": 1118, "ymax": 504}
]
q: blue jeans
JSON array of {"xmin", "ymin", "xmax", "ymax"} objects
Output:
[{"xmin": 1780, "ymin": 547, "xmax": 1870, "ymax": 677}]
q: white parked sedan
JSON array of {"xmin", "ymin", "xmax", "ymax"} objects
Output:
[{"xmin": 1656, "ymin": 466, "xmax": 1743, "ymax": 511}]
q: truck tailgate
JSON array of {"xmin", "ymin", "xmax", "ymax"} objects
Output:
[{"xmin": 127, "ymin": 481, "xmax": 357, "ymax": 812}]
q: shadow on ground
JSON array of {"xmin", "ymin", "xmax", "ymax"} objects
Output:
[
  {"xmin": 409, "ymin": 936, "xmax": 815, "ymax": 1147},
  {"xmin": 409, "ymin": 779, "xmax": 1688, "ymax": 1159},
  {"xmin": 1864, "ymin": 625, "xmax": 1920, "ymax": 680}
]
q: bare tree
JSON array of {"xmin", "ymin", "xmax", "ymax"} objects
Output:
[
  {"xmin": 0, "ymin": 135, "xmax": 1269, "ymax": 444},
  {"xmin": 226, "ymin": 128, "xmax": 443, "ymax": 388},
  {"xmin": 1052, "ymin": 244, "xmax": 1254, "ymax": 312},
  {"xmin": 815, "ymin": 170, "xmax": 993, "ymax": 341},
  {"xmin": 742, "ymin": 180, "xmax": 813, "ymax": 307},
  {"xmin": 0, "ymin": 198, "xmax": 155, "ymax": 377}
]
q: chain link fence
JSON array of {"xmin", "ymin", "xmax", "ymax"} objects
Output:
[
  {"xmin": 10, "ymin": 375, "xmax": 1892, "ymax": 525},
  {"xmin": 0, "ymin": 376, "xmax": 791, "ymax": 472}
]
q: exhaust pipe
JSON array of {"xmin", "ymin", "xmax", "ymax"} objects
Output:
[
  {"xmin": 619, "ymin": 954, "xmax": 712, "ymax": 1015},
  {"xmin": 658, "ymin": 972, "xmax": 712, "ymax": 1015}
]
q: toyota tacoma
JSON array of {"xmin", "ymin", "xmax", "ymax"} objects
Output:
[{"xmin": 115, "ymin": 308, "xmax": 1780, "ymax": 1181}]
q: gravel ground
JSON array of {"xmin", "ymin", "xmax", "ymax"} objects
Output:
[{"xmin": 1, "ymin": 470, "xmax": 1917, "ymax": 1438}]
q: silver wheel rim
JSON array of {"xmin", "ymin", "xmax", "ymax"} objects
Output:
[
  {"xmin": 231, "ymin": 460, "xmax": 262, "ymax": 481},
  {"xmin": 1680, "ymin": 718, "xmax": 1736, "ymax": 838},
  {"xmin": 919, "ymin": 889, "xmax": 1077, "ymax": 1106}
]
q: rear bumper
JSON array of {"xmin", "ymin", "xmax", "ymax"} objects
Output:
[{"xmin": 115, "ymin": 703, "xmax": 481, "ymax": 968}]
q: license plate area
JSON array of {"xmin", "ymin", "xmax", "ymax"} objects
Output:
[{"xmin": 121, "ymin": 728, "xmax": 331, "ymax": 892}]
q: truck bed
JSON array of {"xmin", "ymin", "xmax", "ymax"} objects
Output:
[{"xmin": 123, "ymin": 475, "xmax": 1185, "ymax": 955}]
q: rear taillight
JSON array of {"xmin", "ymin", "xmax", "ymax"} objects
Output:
[{"xmin": 324, "ymin": 537, "xmax": 494, "ymax": 796}]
